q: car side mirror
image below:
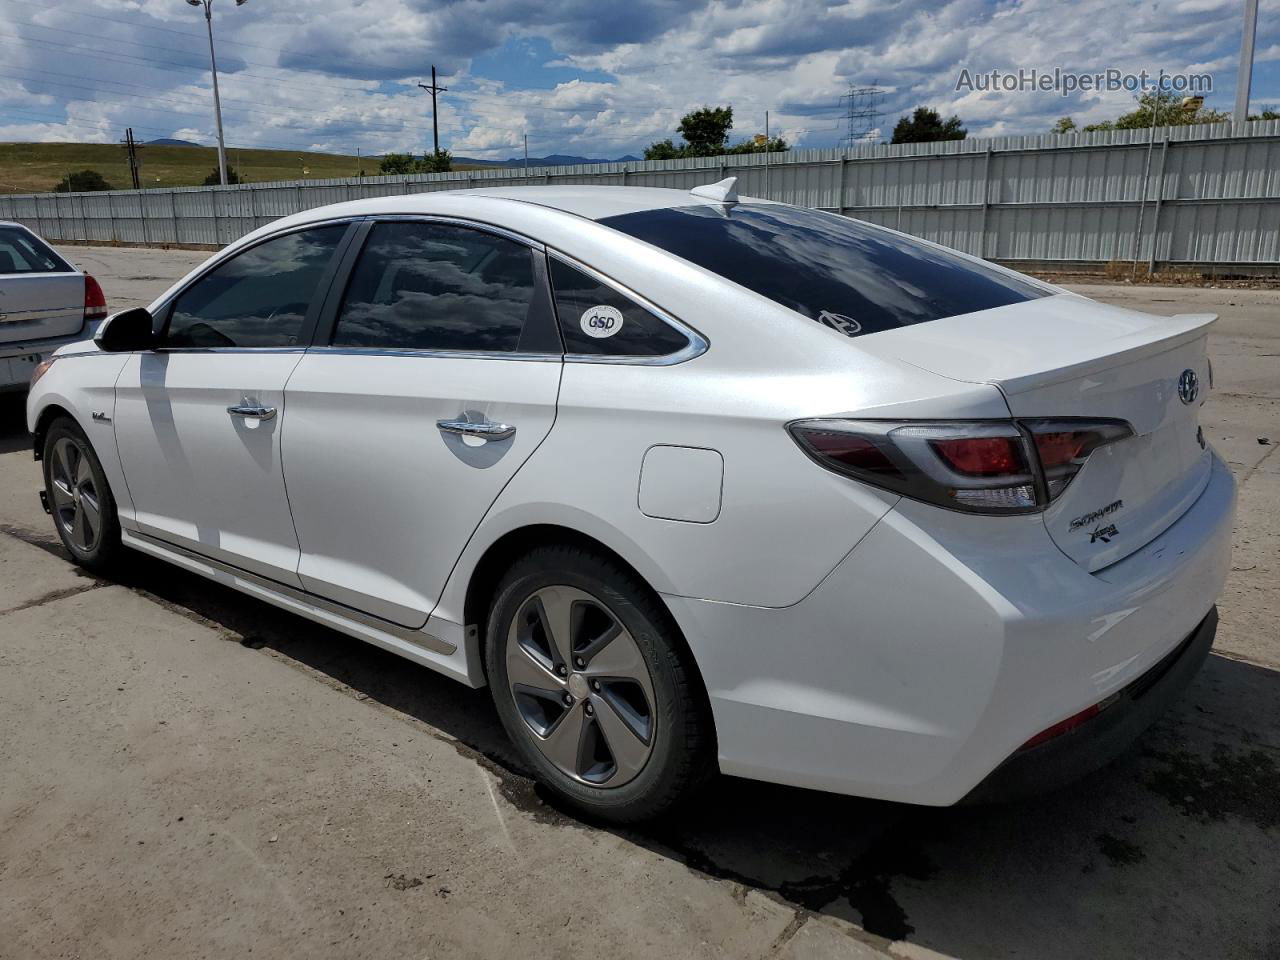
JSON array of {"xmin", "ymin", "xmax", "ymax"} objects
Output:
[{"xmin": 95, "ymin": 307, "xmax": 158, "ymax": 352}]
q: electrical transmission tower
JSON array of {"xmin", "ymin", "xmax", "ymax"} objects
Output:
[{"xmin": 839, "ymin": 82, "xmax": 884, "ymax": 146}]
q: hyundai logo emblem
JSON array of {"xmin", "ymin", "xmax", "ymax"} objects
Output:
[{"xmin": 1178, "ymin": 369, "xmax": 1200, "ymax": 405}]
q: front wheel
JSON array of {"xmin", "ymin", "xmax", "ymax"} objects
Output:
[
  {"xmin": 485, "ymin": 545, "xmax": 714, "ymax": 823},
  {"xmin": 42, "ymin": 416, "xmax": 123, "ymax": 574}
]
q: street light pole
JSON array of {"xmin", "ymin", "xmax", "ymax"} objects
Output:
[
  {"xmin": 187, "ymin": 0, "xmax": 247, "ymax": 186},
  {"xmin": 1234, "ymin": 0, "xmax": 1259, "ymax": 123}
]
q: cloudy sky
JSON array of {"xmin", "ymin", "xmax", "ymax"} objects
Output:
[{"xmin": 0, "ymin": 0, "xmax": 1276, "ymax": 160}]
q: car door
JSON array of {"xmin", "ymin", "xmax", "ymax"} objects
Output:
[
  {"xmin": 113, "ymin": 223, "xmax": 352, "ymax": 586},
  {"xmin": 281, "ymin": 218, "xmax": 563, "ymax": 627}
]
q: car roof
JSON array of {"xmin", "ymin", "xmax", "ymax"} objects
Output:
[{"xmin": 458, "ymin": 185, "xmax": 740, "ymax": 221}]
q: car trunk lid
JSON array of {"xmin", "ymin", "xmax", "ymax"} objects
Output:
[
  {"xmin": 858, "ymin": 294, "xmax": 1215, "ymax": 571},
  {"xmin": 0, "ymin": 273, "xmax": 86, "ymax": 345}
]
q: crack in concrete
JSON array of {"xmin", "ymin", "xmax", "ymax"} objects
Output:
[{"xmin": 0, "ymin": 581, "xmax": 108, "ymax": 617}]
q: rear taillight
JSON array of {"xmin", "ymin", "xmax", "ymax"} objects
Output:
[
  {"xmin": 789, "ymin": 418, "xmax": 1132, "ymax": 515},
  {"xmin": 83, "ymin": 274, "xmax": 108, "ymax": 322},
  {"xmin": 1024, "ymin": 419, "xmax": 1134, "ymax": 499}
]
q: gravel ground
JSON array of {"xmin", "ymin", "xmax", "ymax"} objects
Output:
[{"xmin": 0, "ymin": 247, "xmax": 1276, "ymax": 960}]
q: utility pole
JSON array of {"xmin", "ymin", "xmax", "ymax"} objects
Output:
[
  {"xmin": 186, "ymin": 0, "xmax": 247, "ymax": 187},
  {"xmin": 1235, "ymin": 0, "xmax": 1259, "ymax": 123},
  {"xmin": 120, "ymin": 127, "xmax": 142, "ymax": 190},
  {"xmin": 418, "ymin": 66, "xmax": 448, "ymax": 157},
  {"xmin": 524, "ymin": 134, "xmax": 529, "ymax": 175},
  {"xmin": 764, "ymin": 110, "xmax": 770, "ymax": 200}
]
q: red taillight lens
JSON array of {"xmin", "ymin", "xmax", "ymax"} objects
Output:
[
  {"xmin": 930, "ymin": 436, "xmax": 1024, "ymax": 476},
  {"xmin": 1031, "ymin": 431, "xmax": 1090, "ymax": 468},
  {"xmin": 790, "ymin": 417, "xmax": 1133, "ymax": 515},
  {"xmin": 83, "ymin": 274, "xmax": 108, "ymax": 321},
  {"xmin": 1025, "ymin": 419, "xmax": 1133, "ymax": 500},
  {"xmin": 795, "ymin": 430, "xmax": 898, "ymax": 475},
  {"xmin": 790, "ymin": 420, "xmax": 1039, "ymax": 515}
]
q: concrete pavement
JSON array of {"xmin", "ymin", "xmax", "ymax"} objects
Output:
[{"xmin": 0, "ymin": 247, "xmax": 1276, "ymax": 959}]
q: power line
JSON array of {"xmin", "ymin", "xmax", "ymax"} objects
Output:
[
  {"xmin": 0, "ymin": 0, "xmax": 286, "ymax": 53},
  {"xmin": 0, "ymin": 31, "xmax": 668, "ymax": 125},
  {"xmin": 0, "ymin": 67, "xmax": 454, "ymax": 136},
  {"xmin": 0, "ymin": 108, "xmax": 377, "ymax": 155},
  {"xmin": 1, "ymin": 14, "xmax": 311, "ymax": 75}
]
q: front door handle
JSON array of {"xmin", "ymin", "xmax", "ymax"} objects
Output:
[
  {"xmin": 437, "ymin": 418, "xmax": 516, "ymax": 441},
  {"xmin": 227, "ymin": 404, "xmax": 277, "ymax": 421}
]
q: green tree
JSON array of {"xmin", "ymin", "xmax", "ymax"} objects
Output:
[
  {"xmin": 726, "ymin": 135, "xmax": 789, "ymax": 154},
  {"xmin": 202, "ymin": 166, "xmax": 241, "ymax": 185},
  {"xmin": 379, "ymin": 152, "xmax": 418, "ymax": 175},
  {"xmin": 1052, "ymin": 117, "xmax": 1077, "ymax": 134},
  {"xmin": 644, "ymin": 107, "xmax": 788, "ymax": 160},
  {"xmin": 1248, "ymin": 106, "xmax": 1279, "ymax": 121},
  {"xmin": 676, "ymin": 106, "xmax": 734, "ymax": 156},
  {"xmin": 379, "ymin": 150, "xmax": 452, "ymax": 175},
  {"xmin": 422, "ymin": 149, "xmax": 452, "ymax": 173},
  {"xmin": 1080, "ymin": 91, "xmax": 1229, "ymax": 131},
  {"xmin": 643, "ymin": 138, "xmax": 683, "ymax": 160},
  {"xmin": 891, "ymin": 107, "xmax": 967, "ymax": 144},
  {"xmin": 52, "ymin": 169, "xmax": 113, "ymax": 192}
]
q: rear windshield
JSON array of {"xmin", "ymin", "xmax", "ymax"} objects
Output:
[
  {"xmin": 597, "ymin": 203, "xmax": 1048, "ymax": 339},
  {"xmin": 0, "ymin": 226, "xmax": 71, "ymax": 274}
]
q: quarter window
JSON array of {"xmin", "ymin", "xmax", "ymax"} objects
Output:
[
  {"xmin": 166, "ymin": 225, "xmax": 346, "ymax": 348},
  {"xmin": 548, "ymin": 257, "xmax": 690, "ymax": 358},
  {"xmin": 332, "ymin": 221, "xmax": 543, "ymax": 353}
]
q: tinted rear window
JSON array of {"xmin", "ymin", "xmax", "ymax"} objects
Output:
[
  {"xmin": 0, "ymin": 226, "xmax": 71, "ymax": 274},
  {"xmin": 598, "ymin": 204, "xmax": 1048, "ymax": 338}
]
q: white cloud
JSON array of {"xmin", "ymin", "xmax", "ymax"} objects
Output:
[{"xmin": 0, "ymin": 0, "xmax": 1273, "ymax": 162}]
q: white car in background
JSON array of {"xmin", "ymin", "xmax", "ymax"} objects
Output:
[
  {"xmin": 0, "ymin": 221, "xmax": 107, "ymax": 391},
  {"xmin": 25, "ymin": 181, "xmax": 1234, "ymax": 822}
]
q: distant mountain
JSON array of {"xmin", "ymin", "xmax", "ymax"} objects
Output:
[
  {"xmin": 454, "ymin": 153, "xmax": 641, "ymax": 168},
  {"xmin": 146, "ymin": 138, "xmax": 201, "ymax": 147}
]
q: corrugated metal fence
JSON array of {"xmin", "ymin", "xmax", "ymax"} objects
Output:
[{"xmin": 3, "ymin": 120, "xmax": 1279, "ymax": 269}]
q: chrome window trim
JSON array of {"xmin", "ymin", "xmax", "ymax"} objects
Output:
[
  {"xmin": 152, "ymin": 347, "xmax": 308, "ymax": 355},
  {"xmin": 149, "ymin": 215, "xmax": 369, "ymax": 321},
  {"xmin": 546, "ymin": 250, "xmax": 709, "ymax": 367},
  {"xmin": 366, "ymin": 213, "xmax": 547, "ymax": 252},
  {"xmin": 321, "ymin": 215, "xmax": 556, "ymax": 360},
  {"xmin": 307, "ymin": 346, "xmax": 562, "ymax": 362}
]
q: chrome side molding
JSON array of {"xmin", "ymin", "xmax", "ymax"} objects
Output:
[{"xmin": 126, "ymin": 530, "xmax": 456, "ymax": 656}]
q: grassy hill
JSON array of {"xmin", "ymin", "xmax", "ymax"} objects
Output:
[{"xmin": 0, "ymin": 142, "xmax": 495, "ymax": 194}]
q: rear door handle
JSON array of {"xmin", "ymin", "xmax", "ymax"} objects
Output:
[
  {"xmin": 436, "ymin": 418, "xmax": 516, "ymax": 441},
  {"xmin": 227, "ymin": 404, "xmax": 277, "ymax": 421}
]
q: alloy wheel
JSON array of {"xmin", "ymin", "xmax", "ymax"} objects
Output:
[
  {"xmin": 49, "ymin": 436, "xmax": 103, "ymax": 554},
  {"xmin": 505, "ymin": 585, "xmax": 657, "ymax": 786}
]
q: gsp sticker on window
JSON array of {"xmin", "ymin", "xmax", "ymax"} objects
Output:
[{"xmin": 581, "ymin": 305, "xmax": 624, "ymax": 339}]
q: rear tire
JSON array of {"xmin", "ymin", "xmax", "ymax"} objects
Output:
[
  {"xmin": 485, "ymin": 544, "xmax": 714, "ymax": 823},
  {"xmin": 42, "ymin": 416, "xmax": 123, "ymax": 574}
]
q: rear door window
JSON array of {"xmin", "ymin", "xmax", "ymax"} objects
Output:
[
  {"xmin": 332, "ymin": 221, "xmax": 553, "ymax": 353},
  {"xmin": 548, "ymin": 257, "xmax": 691, "ymax": 358},
  {"xmin": 597, "ymin": 203, "xmax": 1049, "ymax": 339}
]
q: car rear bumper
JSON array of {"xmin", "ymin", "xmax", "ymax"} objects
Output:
[
  {"xmin": 961, "ymin": 606, "xmax": 1216, "ymax": 803},
  {"xmin": 662, "ymin": 451, "xmax": 1236, "ymax": 805},
  {"xmin": 0, "ymin": 325, "xmax": 96, "ymax": 391}
]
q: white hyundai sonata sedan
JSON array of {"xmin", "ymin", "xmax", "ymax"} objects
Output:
[{"xmin": 25, "ymin": 180, "xmax": 1235, "ymax": 821}]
